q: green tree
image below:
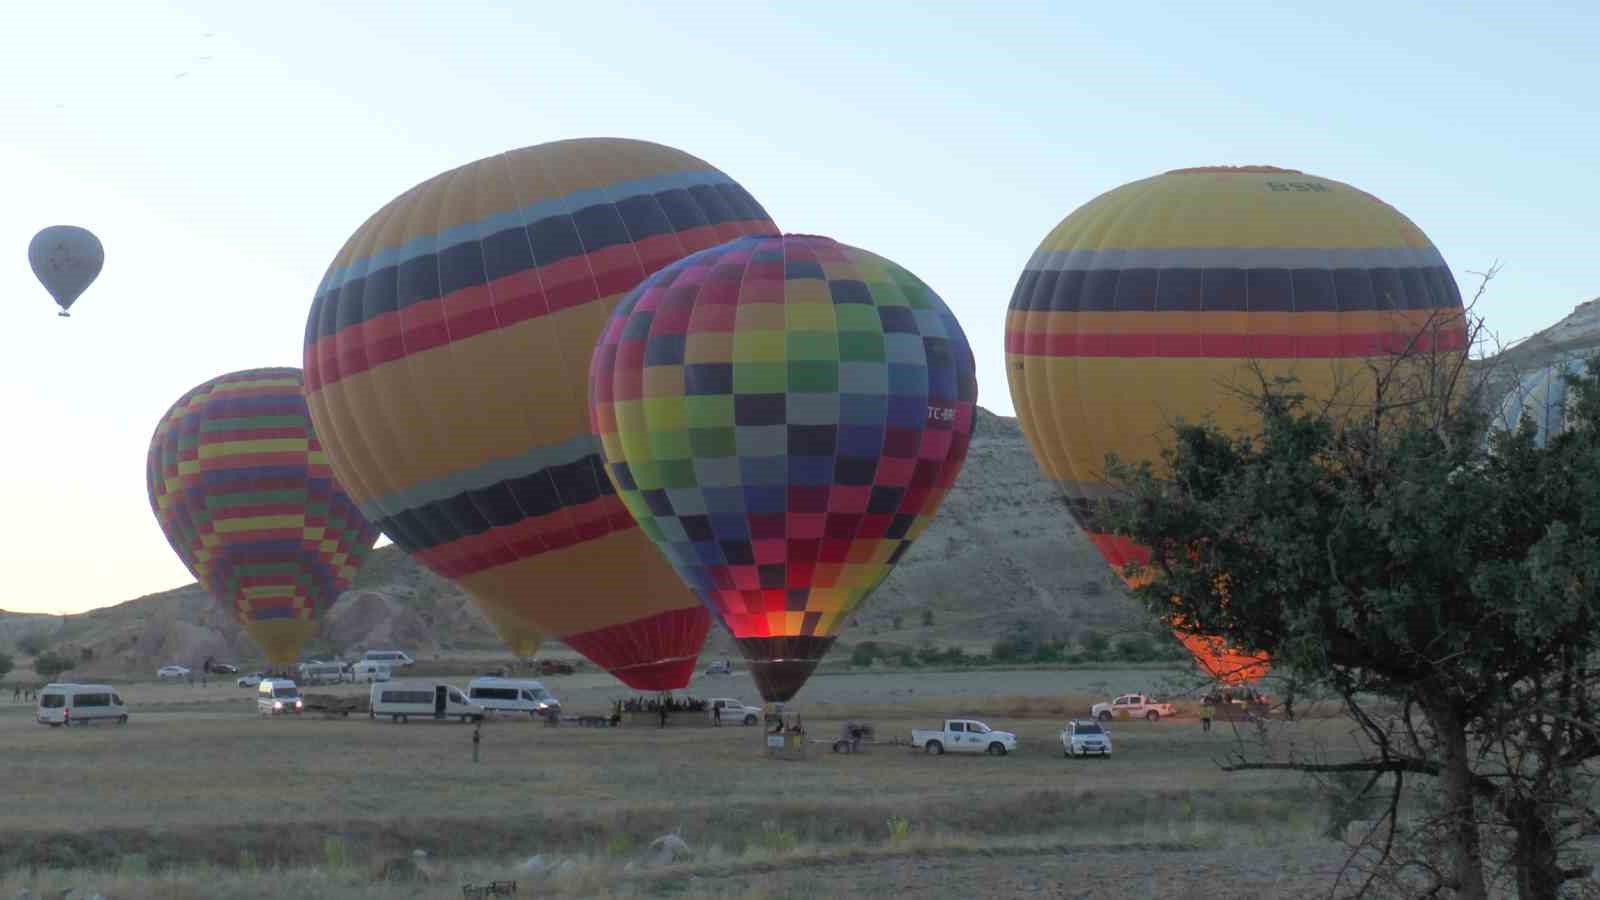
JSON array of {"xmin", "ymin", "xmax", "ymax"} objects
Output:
[
  {"xmin": 33, "ymin": 651, "xmax": 75, "ymax": 681},
  {"xmin": 0, "ymin": 651, "xmax": 13, "ymax": 681},
  {"xmin": 1105, "ymin": 326, "xmax": 1600, "ymax": 899},
  {"xmin": 921, "ymin": 609, "xmax": 935, "ymax": 628},
  {"xmin": 1078, "ymin": 629, "xmax": 1109, "ymax": 659}
]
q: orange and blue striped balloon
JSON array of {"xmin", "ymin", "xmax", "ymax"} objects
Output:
[{"xmin": 147, "ymin": 368, "xmax": 379, "ymax": 665}]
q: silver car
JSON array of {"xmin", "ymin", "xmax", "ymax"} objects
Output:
[{"xmin": 1060, "ymin": 719, "xmax": 1113, "ymax": 758}]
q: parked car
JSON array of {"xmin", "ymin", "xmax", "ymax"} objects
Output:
[
  {"xmin": 707, "ymin": 698, "xmax": 760, "ymax": 725},
  {"xmin": 206, "ymin": 663, "xmax": 239, "ymax": 675},
  {"xmin": 1059, "ymin": 719, "xmax": 1113, "ymax": 758},
  {"xmin": 466, "ymin": 677, "xmax": 560, "ymax": 718},
  {"xmin": 236, "ymin": 674, "xmax": 263, "ymax": 688},
  {"xmin": 36, "ymin": 684, "xmax": 128, "ymax": 727},
  {"xmin": 256, "ymin": 679, "xmax": 303, "ymax": 716},
  {"xmin": 370, "ymin": 680, "xmax": 483, "ymax": 723},
  {"xmin": 1091, "ymin": 693, "xmax": 1176, "ymax": 723},
  {"xmin": 910, "ymin": 719, "xmax": 1017, "ymax": 756},
  {"xmin": 705, "ymin": 659, "xmax": 733, "ymax": 676},
  {"xmin": 157, "ymin": 665, "xmax": 191, "ymax": 680}
]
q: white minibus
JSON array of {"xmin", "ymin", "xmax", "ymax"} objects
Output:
[
  {"xmin": 369, "ymin": 681, "xmax": 484, "ymax": 723},
  {"xmin": 36, "ymin": 684, "xmax": 128, "ymax": 727},
  {"xmin": 257, "ymin": 679, "xmax": 304, "ymax": 716},
  {"xmin": 465, "ymin": 677, "xmax": 562, "ymax": 719}
]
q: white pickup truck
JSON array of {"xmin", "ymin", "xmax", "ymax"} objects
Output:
[
  {"xmin": 910, "ymin": 719, "xmax": 1018, "ymax": 756},
  {"xmin": 1091, "ymin": 693, "xmax": 1177, "ymax": 723}
]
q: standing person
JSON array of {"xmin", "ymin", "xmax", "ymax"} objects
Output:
[
  {"xmin": 1200, "ymin": 697, "xmax": 1214, "ymax": 734},
  {"xmin": 658, "ymin": 698, "xmax": 668, "ymax": 729},
  {"xmin": 713, "ymin": 702, "xmax": 722, "ymax": 727}
]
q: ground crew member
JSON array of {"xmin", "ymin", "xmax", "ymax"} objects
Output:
[{"xmin": 1200, "ymin": 698, "xmax": 1214, "ymax": 734}]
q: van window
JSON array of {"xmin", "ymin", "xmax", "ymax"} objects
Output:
[
  {"xmin": 112, "ymin": 694, "xmax": 124, "ymax": 706},
  {"xmin": 448, "ymin": 689, "xmax": 467, "ymax": 704},
  {"xmin": 529, "ymin": 688, "xmax": 550, "ymax": 700},
  {"xmin": 380, "ymin": 690, "xmax": 431, "ymax": 704},
  {"xmin": 272, "ymin": 687, "xmax": 299, "ymax": 699},
  {"xmin": 472, "ymin": 688, "xmax": 518, "ymax": 701},
  {"xmin": 75, "ymin": 693, "xmax": 111, "ymax": 707},
  {"xmin": 40, "ymin": 694, "xmax": 65, "ymax": 709}
]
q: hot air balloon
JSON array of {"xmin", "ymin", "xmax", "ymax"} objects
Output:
[
  {"xmin": 1006, "ymin": 166, "xmax": 1468, "ymax": 685},
  {"xmin": 303, "ymin": 138, "xmax": 779, "ymax": 690},
  {"xmin": 147, "ymin": 368, "xmax": 380, "ymax": 666},
  {"xmin": 1494, "ymin": 356, "xmax": 1592, "ymax": 446},
  {"xmin": 589, "ymin": 233, "xmax": 977, "ymax": 701},
  {"xmin": 28, "ymin": 225, "xmax": 104, "ymax": 317}
]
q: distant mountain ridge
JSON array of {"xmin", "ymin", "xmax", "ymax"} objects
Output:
[{"xmin": 3, "ymin": 406, "xmax": 1124, "ymax": 674}]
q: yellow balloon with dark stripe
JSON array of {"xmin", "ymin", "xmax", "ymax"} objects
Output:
[{"xmin": 1006, "ymin": 166, "xmax": 1468, "ymax": 683}]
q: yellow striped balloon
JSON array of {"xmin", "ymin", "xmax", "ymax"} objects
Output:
[{"xmin": 1006, "ymin": 166, "xmax": 1468, "ymax": 683}]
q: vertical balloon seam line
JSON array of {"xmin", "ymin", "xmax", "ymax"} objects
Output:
[
  {"xmin": 317, "ymin": 248, "xmax": 383, "ymax": 539},
  {"xmin": 493, "ymin": 148, "xmax": 577, "ymax": 586},
  {"xmin": 582, "ymin": 143, "xmax": 697, "ymax": 670},
  {"xmin": 702, "ymin": 238, "xmax": 756, "ymax": 638},
  {"xmin": 833, "ymin": 246, "xmax": 904, "ymax": 642},
  {"xmin": 522, "ymin": 146, "xmax": 614, "ymax": 626},
  {"xmin": 446, "ymin": 152, "xmax": 547, "ymax": 608},
  {"xmin": 393, "ymin": 174, "xmax": 492, "ymax": 580},
  {"xmin": 428, "ymin": 163, "xmax": 512, "ymax": 581},
  {"xmin": 319, "ymin": 223, "xmax": 396, "ymax": 538}
]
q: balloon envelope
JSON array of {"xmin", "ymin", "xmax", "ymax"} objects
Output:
[
  {"xmin": 147, "ymin": 368, "xmax": 380, "ymax": 665},
  {"xmin": 1005, "ymin": 166, "xmax": 1469, "ymax": 684},
  {"xmin": 589, "ymin": 233, "xmax": 978, "ymax": 701},
  {"xmin": 29, "ymin": 225, "xmax": 104, "ymax": 315},
  {"xmin": 1494, "ymin": 357, "xmax": 1591, "ymax": 447},
  {"xmin": 303, "ymin": 138, "xmax": 779, "ymax": 689}
]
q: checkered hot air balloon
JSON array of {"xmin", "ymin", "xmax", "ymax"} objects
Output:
[
  {"xmin": 147, "ymin": 368, "xmax": 380, "ymax": 665},
  {"xmin": 303, "ymin": 138, "xmax": 779, "ymax": 691},
  {"xmin": 1005, "ymin": 166, "xmax": 1469, "ymax": 685},
  {"xmin": 589, "ymin": 233, "xmax": 978, "ymax": 701}
]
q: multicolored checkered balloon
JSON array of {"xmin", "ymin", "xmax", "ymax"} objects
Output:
[
  {"xmin": 589, "ymin": 234, "xmax": 977, "ymax": 700},
  {"xmin": 147, "ymin": 368, "xmax": 380, "ymax": 665}
]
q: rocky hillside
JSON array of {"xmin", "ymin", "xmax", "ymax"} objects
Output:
[{"xmin": 2, "ymin": 407, "xmax": 1125, "ymax": 674}]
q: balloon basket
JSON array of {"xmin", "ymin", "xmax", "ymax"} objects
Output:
[
  {"xmin": 57, "ymin": 311, "xmax": 70, "ymax": 318},
  {"xmin": 762, "ymin": 705, "xmax": 811, "ymax": 760}
]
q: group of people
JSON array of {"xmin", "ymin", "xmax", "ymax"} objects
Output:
[
  {"xmin": 9, "ymin": 684, "xmax": 42, "ymax": 703},
  {"xmin": 616, "ymin": 695, "xmax": 708, "ymax": 714}
]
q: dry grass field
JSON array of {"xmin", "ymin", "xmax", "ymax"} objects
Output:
[{"xmin": 0, "ymin": 668, "xmax": 1366, "ymax": 899}]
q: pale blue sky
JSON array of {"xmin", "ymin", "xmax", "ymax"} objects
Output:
[{"xmin": 2, "ymin": 1, "xmax": 1594, "ymax": 614}]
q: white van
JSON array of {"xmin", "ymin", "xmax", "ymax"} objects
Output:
[
  {"xmin": 257, "ymin": 679, "xmax": 304, "ymax": 716},
  {"xmin": 361, "ymin": 649, "xmax": 415, "ymax": 668},
  {"xmin": 36, "ymin": 684, "xmax": 127, "ymax": 727},
  {"xmin": 465, "ymin": 677, "xmax": 562, "ymax": 719},
  {"xmin": 297, "ymin": 662, "xmax": 350, "ymax": 685},
  {"xmin": 349, "ymin": 660, "xmax": 392, "ymax": 682},
  {"xmin": 369, "ymin": 681, "xmax": 484, "ymax": 723}
]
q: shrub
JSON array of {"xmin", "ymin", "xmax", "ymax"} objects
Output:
[
  {"xmin": 885, "ymin": 816, "xmax": 910, "ymax": 844},
  {"xmin": 33, "ymin": 651, "xmax": 75, "ymax": 680},
  {"xmin": 0, "ymin": 652, "xmax": 13, "ymax": 681},
  {"xmin": 321, "ymin": 835, "xmax": 348, "ymax": 868},
  {"xmin": 850, "ymin": 641, "xmax": 881, "ymax": 667},
  {"xmin": 758, "ymin": 821, "xmax": 797, "ymax": 855},
  {"xmin": 1116, "ymin": 636, "xmax": 1156, "ymax": 661},
  {"xmin": 921, "ymin": 609, "xmax": 935, "ymax": 627},
  {"xmin": 1079, "ymin": 629, "xmax": 1110, "ymax": 658},
  {"xmin": 892, "ymin": 614, "xmax": 904, "ymax": 630}
]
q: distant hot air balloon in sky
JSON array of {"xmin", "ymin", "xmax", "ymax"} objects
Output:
[
  {"xmin": 1006, "ymin": 166, "xmax": 1468, "ymax": 684},
  {"xmin": 303, "ymin": 137, "xmax": 779, "ymax": 690},
  {"xmin": 28, "ymin": 225, "xmax": 104, "ymax": 317},
  {"xmin": 589, "ymin": 233, "xmax": 977, "ymax": 701},
  {"xmin": 147, "ymin": 368, "xmax": 380, "ymax": 665}
]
